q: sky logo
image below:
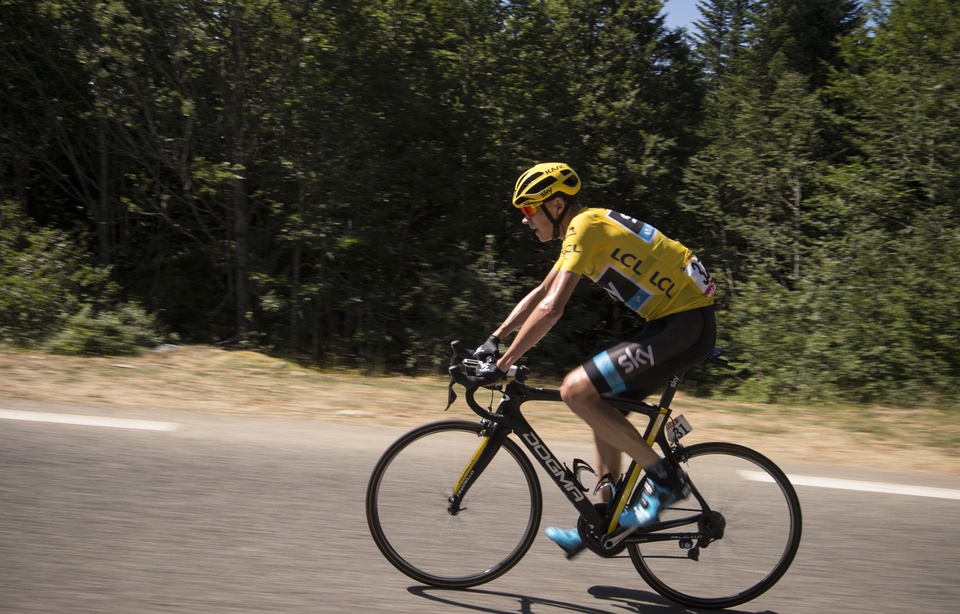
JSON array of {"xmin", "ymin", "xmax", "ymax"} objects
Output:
[
  {"xmin": 639, "ymin": 223, "xmax": 656, "ymax": 243},
  {"xmin": 626, "ymin": 286, "xmax": 653, "ymax": 311}
]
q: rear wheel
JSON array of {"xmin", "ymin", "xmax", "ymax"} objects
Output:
[
  {"xmin": 628, "ymin": 442, "xmax": 802, "ymax": 609},
  {"xmin": 366, "ymin": 420, "xmax": 542, "ymax": 588}
]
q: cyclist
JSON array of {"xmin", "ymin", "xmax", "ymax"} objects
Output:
[{"xmin": 471, "ymin": 162, "xmax": 717, "ymax": 556}]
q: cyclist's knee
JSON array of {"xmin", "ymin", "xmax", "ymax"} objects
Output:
[{"xmin": 561, "ymin": 368, "xmax": 598, "ymax": 413}]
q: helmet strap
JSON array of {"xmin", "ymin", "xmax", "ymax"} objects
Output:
[{"xmin": 541, "ymin": 199, "xmax": 573, "ymax": 241}]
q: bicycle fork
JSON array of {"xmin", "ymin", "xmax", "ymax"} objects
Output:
[{"xmin": 447, "ymin": 421, "xmax": 511, "ymax": 515}]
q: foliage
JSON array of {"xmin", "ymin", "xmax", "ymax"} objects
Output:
[
  {"xmin": 0, "ymin": 201, "xmax": 112, "ymax": 345},
  {"xmin": 1, "ymin": 0, "xmax": 958, "ymax": 406},
  {"xmin": 0, "ymin": 201, "xmax": 168, "ymax": 353},
  {"xmin": 45, "ymin": 302, "xmax": 169, "ymax": 356},
  {"xmin": 681, "ymin": 0, "xmax": 959, "ymax": 406}
]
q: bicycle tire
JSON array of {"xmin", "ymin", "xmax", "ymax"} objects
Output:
[
  {"xmin": 628, "ymin": 442, "xmax": 802, "ymax": 609},
  {"xmin": 366, "ymin": 420, "xmax": 542, "ymax": 588}
]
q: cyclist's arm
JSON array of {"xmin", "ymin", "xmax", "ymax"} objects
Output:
[{"xmin": 496, "ymin": 268, "xmax": 580, "ymax": 372}]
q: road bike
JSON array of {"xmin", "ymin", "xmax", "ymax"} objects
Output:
[{"xmin": 366, "ymin": 342, "xmax": 802, "ymax": 609}]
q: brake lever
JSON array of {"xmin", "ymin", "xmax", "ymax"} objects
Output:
[
  {"xmin": 444, "ymin": 377, "xmax": 458, "ymax": 411},
  {"xmin": 446, "ymin": 340, "xmax": 478, "ymax": 410}
]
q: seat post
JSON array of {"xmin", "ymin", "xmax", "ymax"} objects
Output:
[{"xmin": 657, "ymin": 370, "xmax": 688, "ymax": 409}]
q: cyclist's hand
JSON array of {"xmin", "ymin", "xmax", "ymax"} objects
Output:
[
  {"xmin": 468, "ymin": 359, "xmax": 505, "ymax": 388},
  {"xmin": 474, "ymin": 335, "xmax": 501, "ymax": 361}
]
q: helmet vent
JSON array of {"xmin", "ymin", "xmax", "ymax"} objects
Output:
[
  {"xmin": 529, "ymin": 176, "xmax": 556, "ymax": 195},
  {"xmin": 517, "ymin": 172, "xmax": 544, "ymax": 194}
]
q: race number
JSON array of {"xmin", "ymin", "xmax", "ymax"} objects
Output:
[
  {"xmin": 684, "ymin": 256, "xmax": 717, "ymax": 299},
  {"xmin": 665, "ymin": 414, "xmax": 693, "ymax": 443}
]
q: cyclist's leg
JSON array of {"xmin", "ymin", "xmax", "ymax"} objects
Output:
[
  {"xmin": 606, "ymin": 307, "xmax": 716, "ymax": 526},
  {"xmin": 594, "ymin": 434, "xmax": 620, "ymax": 503},
  {"xmin": 583, "ymin": 306, "xmax": 716, "ymax": 402},
  {"xmin": 544, "ymin": 375, "xmax": 648, "ymax": 554},
  {"xmin": 544, "ymin": 384, "xmax": 674, "ymax": 551},
  {"xmin": 543, "ymin": 398, "xmax": 633, "ymax": 555},
  {"xmin": 555, "ymin": 307, "xmax": 716, "ymax": 535},
  {"xmin": 562, "ymin": 369, "xmax": 660, "ymax": 466},
  {"xmin": 565, "ymin": 307, "xmax": 715, "ymax": 465},
  {"xmin": 548, "ymin": 308, "xmax": 716, "ymax": 543}
]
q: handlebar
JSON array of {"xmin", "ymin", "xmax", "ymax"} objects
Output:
[
  {"xmin": 446, "ymin": 340, "xmax": 522, "ymax": 420},
  {"xmin": 448, "ymin": 340, "xmax": 519, "ymax": 380}
]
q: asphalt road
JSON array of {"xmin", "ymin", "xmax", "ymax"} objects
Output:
[{"xmin": 2, "ymin": 398, "xmax": 959, "ymax": 614}]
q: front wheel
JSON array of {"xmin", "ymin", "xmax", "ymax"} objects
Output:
[
  {"xmin": 366, "ymin": 420, "xmax": 542, "ymax": 588},
  {"xmin": 628, "ymin": 442, "xmax": 802, "ymax": 609}
]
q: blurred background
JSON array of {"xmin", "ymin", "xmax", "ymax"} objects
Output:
[
  {"xmin": 3, "ymin": 0, "xmax": 958, "ymax": 408},
  {"xmin": 2, "ymin": 4, "xmax": 959, "ymax": 613}
]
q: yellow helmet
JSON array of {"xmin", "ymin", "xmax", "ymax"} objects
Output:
[{"xmin": 512, "ymin": 162, "xmax": 581, "ymax": 209}]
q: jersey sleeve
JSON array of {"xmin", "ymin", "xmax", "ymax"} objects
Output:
[{"xmin": 555, "ymin": 212, "xmax": 605, "ymax": 276}]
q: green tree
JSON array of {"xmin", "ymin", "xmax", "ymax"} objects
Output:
[
  {"xmin": 750, "ymin": 0, "xmax": 864, "ymax": 90},
  {"xmin": 817, "ymin": 0, "xmax": 960, "ymax": 402},
  {"xmin": 679, "ymin": 0, "xmax": 862, "ymax": 399},
  {"xmin": 692, "ymin": 0, "xmax": 752, "ymax": 87},
  {"xmin": 0, "ymin": 0, "xmax": 116, "ymax": 258}
]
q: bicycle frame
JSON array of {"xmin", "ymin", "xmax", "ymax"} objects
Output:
[
  {"xmin": 369, "ymin": 345, "xmax": 799, "ymax": 606},
  {"xmin": 449, "ymin": 363, "xmax": 715, "ymax": 556}
]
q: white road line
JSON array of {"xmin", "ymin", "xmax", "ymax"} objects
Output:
[
  {"xmin": 741, "ymin": 471, "xmax": 960, "ymax": 501},
  {"xmin": 0, "ymin": 409, "xmax": 179, "ymax": 432}
]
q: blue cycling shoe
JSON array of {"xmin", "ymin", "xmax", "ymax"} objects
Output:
[
  {"xmin": 619, "ymin": 476, "xmax": 690, "ymax": 528},
  {"xmin": 545, "ymin": 526, "xmax": 585, "ymax": 558}
]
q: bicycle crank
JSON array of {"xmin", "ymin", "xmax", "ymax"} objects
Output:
[{"xmin": 577, "ymin": 504, "xmax": 630, "ymax": 558}]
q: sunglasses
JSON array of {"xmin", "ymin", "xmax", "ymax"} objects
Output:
[{"xmin": 520, "ymin": 203, "xmax": 540, "ymax": 218}]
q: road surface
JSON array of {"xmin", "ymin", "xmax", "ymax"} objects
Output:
[{"xmin": 2, "ymin": 398, "xmax": 958, "ymax": 613}]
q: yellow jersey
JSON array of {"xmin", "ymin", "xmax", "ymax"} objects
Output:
[{"xmin": 554, "ymin": 209, "xmax": 716, "ymax": 321}]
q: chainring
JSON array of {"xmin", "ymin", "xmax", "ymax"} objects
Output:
[{"xmin": 577, "ymin": 503, "xmax": 628, "ymax": 558}]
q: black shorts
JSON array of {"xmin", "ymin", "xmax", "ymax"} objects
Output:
[{"xmin": 583, "ymin": 306, "xmax": 716, "ymax": 399}]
